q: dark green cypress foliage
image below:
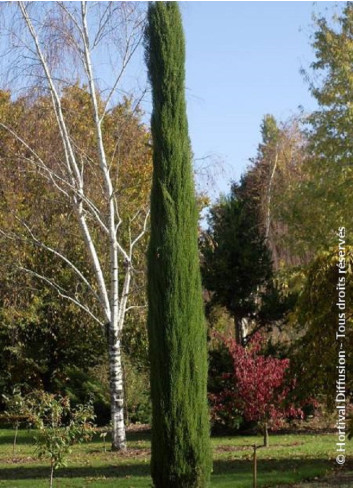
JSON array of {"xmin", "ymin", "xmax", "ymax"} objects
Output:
[{"xmin": 145, "ymin": 3, "xmax": 211, "ymax": 487}]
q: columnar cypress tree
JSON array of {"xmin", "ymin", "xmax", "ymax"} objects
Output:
[{"xmin": 145, "ymin": 3, "xmax": 211, "ymax": 487}]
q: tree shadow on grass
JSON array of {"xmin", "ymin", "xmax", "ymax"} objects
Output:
[
  {"xmin": 126, "ymin": 430, "xmax": 151, "ymax": 443},
  {"xmin": 212, "ymin": 457, "xmax": 333, "ymax": 488},
  {"xmin": 0, "ymin": 462, "xmax": 150, "ymax": 482},
  {"xmin": 0, "ymin": 457, "xmax": 334, "ymax": 487},
  {"xmin": 0, "ymin": 431, "xmax": 35, "ymax": 446}
]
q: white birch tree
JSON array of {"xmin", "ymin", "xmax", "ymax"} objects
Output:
[{"xmin": 0, "ymin": 1, "xmax": 148, "ymax": 451}]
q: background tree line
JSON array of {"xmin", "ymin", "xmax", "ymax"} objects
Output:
[{"xmin": 203, "ymin": 3, "xmax": 353, "ymax": 434}]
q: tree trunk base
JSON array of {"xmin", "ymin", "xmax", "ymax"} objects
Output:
[
  {"xmin": 111, "ymin": 442, "xmax": 127, "ymax": 452},
  {"xmin": 264, "ymin": 422, "xmax": 269, "ymax": 447}
]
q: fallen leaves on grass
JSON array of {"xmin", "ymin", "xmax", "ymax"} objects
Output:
[{"xmin": 2, "ymin": 456, "xmax": 36, "ymax": 464}]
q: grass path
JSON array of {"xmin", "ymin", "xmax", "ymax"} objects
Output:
[{"xmin": 0, "ymin": 428, "xmax": 351, "ymax": 487}]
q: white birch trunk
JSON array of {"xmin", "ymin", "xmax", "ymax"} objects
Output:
[
  {"xmin": 265, "ymin": 151, "xmax": 278, "ymax": 241},
  {"xmin": 81, "ymin": 3, "xmax": 126, "ymax": 450},
  {"xmin": 108, "ymin": 328, "xmax": 126, "ymax": 451},
  {"xmin": 12, "ymin": 1, "xmax": 147, "ymax": 452}
]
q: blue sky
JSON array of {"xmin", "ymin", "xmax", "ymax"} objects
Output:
[
  {"xmin": 124, "ymin": 2, "xmax": 339, "ymax": 198},
  {"xmin": 163, "ymin": 1, "xmax": 339, "ymax": 199},
  {"xmin": 4, "ymin": 1, "xmax": 337, "ymax": 200},
  {"xmin": 1, "ymin": 2, "xmax": 339, "ymax": 200}
]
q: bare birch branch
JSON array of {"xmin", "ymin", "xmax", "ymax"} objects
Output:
[
  {"xmin": 130, "ymin": 209, "xmax": 150, "ymax": 257},
  {"xmin": 19, "ymin": 266, "xmax": 104, "ymax": 326},
  {"xmin": 0, "ymin": 122, "xmax": 110, "ymax": 234},
  {"xmin": 18, "ymin": 1, "xmax": 111, "ymax": 319},
  {"xmin": 17, "ymin": 219, "xmax": 102, "ymax": 307},
  {"xmin": 125, "ymin": 305, "xmax": 147, "ymax": 313}
]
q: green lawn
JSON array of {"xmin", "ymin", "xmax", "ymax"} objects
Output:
[{"xmin": 0, "ymin": 428, "xmax": 350, "ymax": 488}]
